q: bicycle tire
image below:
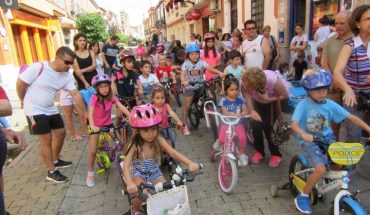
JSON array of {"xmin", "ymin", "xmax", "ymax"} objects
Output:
[
  {"xmin": 218, "ymin": 156, "xmax": 238, "ymax": 193},
  {"xmin": 173, "ymin": 86, "xmax": 182, "ymax": 107},
  {"xmin": 289, "ymin": 155, "xmax": 318, "ymax": 205},
  {"xmin": 328, "ymin": 197, "xmax": 367, "ymax": 215},
  {"xmin": 96, "ymin": 151, "xmax": 111, "ymax": 174},
  {"xmin": 189, "ymin": 103, "xmax": 200, "ymax": 129},
  {"xmin": 205, "ymin": 102, "xmax": 218, "ymax": 141}
]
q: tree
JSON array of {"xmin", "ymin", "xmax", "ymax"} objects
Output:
[
  {"xmin": 116, "ymin": 32, "xmax": 129, "ymax": 45},
  {"xmin": 76, "ymin": 13, "xmax": 107, "ymax": 42}
]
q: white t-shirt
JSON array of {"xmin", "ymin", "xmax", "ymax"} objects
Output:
[
  {"xmin": 96, "ymin": 54, "xmax": 104, "ymax": 74},
  {"xmin": 240, "ymin": 35, "xmax": 264, "ymax": 69},
  {"xmin": 316, "ymin": 26, "xmax": 331, "ymax": 45},
  {"xmin": 19, "ymin": 62, "xmax": 76, "ymax": 116},
  {"xmin": 290, "ymin": 34, "xmax": 309, "ymax": 63},
  {"xmin": 139, "ymin": 73, "xmax": 159, "ymax": 95}
]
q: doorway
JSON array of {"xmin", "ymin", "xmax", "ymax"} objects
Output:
[{"xmin": 289, "ymin": 0, "xmax": 306, "ymax": 41}]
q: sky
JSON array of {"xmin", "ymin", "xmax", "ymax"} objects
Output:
[{"xmin": 96, "ymin": 0, "xmax": 159, "ymax": 26}]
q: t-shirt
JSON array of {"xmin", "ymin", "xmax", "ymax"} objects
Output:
[
  {"xmin": 154, "ymin": 65, "xmax": 173, "ymax": 83},
  {"xmin": 113, "ymin": 70, "xmax": 138, "ymax": 98},
  {"xmin": 292, "ymin": 98, "xmax": 349, "ymax": 144},
  {"xmin": 293, "ymin": 60, "xmax": 308, "ymax": 81},
  {"xmin": 102, "ymin": 43, "xmax": 120, "ymax": 67},
  {"xmin": 239, "ymin": 35, "xmax": 264, "ymax": 68},
  {"xmin": 316, "ymin": 26, "xmax": 331, "ymax": 45},
  {"xmin": 222, "ymin": 40, "xmax": 232, "ymax": 50},
  {"xmin": 139, "ymin": 74, "xmax": 159, "ymax": 95},
  {"xmin": 90, "ymin": 95, "xmax": 118, "ymax": 127},
  {"xmin": 225, "ymin": 65, "xmax": 243, "ymax": 81},
  {"xmin": 19, "ymin": 62, "xmax": 76, "ymax": 116},
  {"xmin": 200, "ymin": 50, "xmax": 221, "ymax": 81},
  {"xmin": 96, "ymin": 54, "xmax": 104, "ymax": 74},
  {"xmin": 290, "ymin": 34, "xmax": 308, "ymax": 62},
  {"xmin": 322, "ymin": 33, "xmax": 352, "ymax": 72},
  {"xmin": 0, "ymin": 86, "xmax": 8, "ymax": 100},
  {"xmin": 219, "ymin": 96, "xmax": 245, "ymax": 113},
  {"xmin": 182, "ymin": 59, "xmax": 208, "ymax": 90}
]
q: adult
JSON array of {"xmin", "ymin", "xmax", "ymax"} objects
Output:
[
  {"xmin": 72, "ymin": 33, "xmax": 97, "ymax": 90},
  {"xmin": 89, "ymin": 41, "xmax": 104, "ymax": 75},
  {"xmin": 101, "ymin": 35, "xmax": 120, "ymax": 75},
  {"xmin": 188, "ymin": 33, "xmax": 200, "ymax": 45},
  {"xmin": 0, "ymin": 85, "xmax": 26, "ymax": 215},
  {"xmin": 262, "ymin": 25, "xmax": 280, "ymax": 70},
  {"xmin": 321, "ymin": 11, "xmax": 353, "ymax": 140},
  {"xmin": 333, "ymin": 5, "xmax": 370, "ymax": 142},
  {"xmin": 289, "ymin": 23, "xmax": 308, "ymax": 66},
  {"xmin": 162, "ymin": 36, "xmax": 171, "ymax": 54},
  {"xmin": 16, "ymin": 46, "xmax": 86, "ymax": 183},
  {"xmin": 240, "ymin": 20, "xmax": 272, "ymax": 69},
  {"xmin": 241, "ymin": 67, "xmax": 290, "ymax": 167}
]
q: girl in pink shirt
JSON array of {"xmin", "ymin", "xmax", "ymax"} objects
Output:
[
  {"xmin": 200, "ymin": 33, "xmax": 222, "ymax": 81},
  {"xmin": 86, "ymin": 74, "xmax": 131, "ymax": 187}
]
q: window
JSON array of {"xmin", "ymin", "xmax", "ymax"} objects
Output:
[
  {"xmin": 251, "ymin": 0, "xmax": 264, "ymax": 32},
  {"xmin": 230, "ymin": 0, "xmax": 237, "ymax": 32}
]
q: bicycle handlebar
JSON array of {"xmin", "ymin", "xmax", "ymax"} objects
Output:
[
  {"xmin": 205, "ymin": 110, "xmax": 251, "ymax": 126},
  {"xmin": 88, "ymin": 121, "xmax": 129, "ymax": 135}
]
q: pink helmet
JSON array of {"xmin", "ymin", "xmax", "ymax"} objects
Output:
[
  {"xmin": 204, "ymin": 32, "xmax": 215, "ymax": 41},
  {"xmin": 130, "ymin": 104, "xmax": 162, "ymax": 128},
  {"xmin": 91, "ymin": 73, "xmax": 111, "ymax": 87}
]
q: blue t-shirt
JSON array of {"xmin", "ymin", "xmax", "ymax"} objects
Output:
[
  {"xmin": 219, "ymin": 96, "xmax": 245, "ymax": 113},
  {"xmin": 226, "ymin": 65, "xmax": 243, "ymax": 81},
  {"xmin": 292, "ymin": 98, "xmax": 349, "ymax": 144}
]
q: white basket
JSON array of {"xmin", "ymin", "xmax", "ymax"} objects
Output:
[{"xmin": 146, "ymin": 185, "xmax": 191, "ymax": 215}]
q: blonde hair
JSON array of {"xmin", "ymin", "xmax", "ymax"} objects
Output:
[
  {"xmin": 242, "ymin": 67, "xmax": 266, "ymax": 90},
  {"xmin": 302, "ymin": 68, "xmax": 319, "ymax": 79},
  {"xmin": 261, "ymin": 25, "xmax": 271, "ymax": 33}
]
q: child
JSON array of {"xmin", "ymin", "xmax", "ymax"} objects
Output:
[
  {"xmin": 154, "ymin": 54, "xmax": 177, "ymax": 85},
  {"xmin": 152, "ymin": 87, "xmax": 184, "ymax": 147},
  {"xmin": 278, "ymin": 62, "xmax": 291, "ymax": 81},
  {"xmin": 135, "ymin": 41, "xmax": 146, "ymax": 60},
  {"xmin": 291, "ymin": 69, "xmax": 370, "ymax": 214},
  {"xmin": 224, "ymin": 50, "xmax": 243, "ymax": 81},
  {"xmin": 123, "ymin": 104, "xmax": 200, "ymax": 214},
  {"xmin": 138, "ymin": 60, "xmax": 162, "ymax": 97},
  {"xmin": 213, "ymin": 78, "xmax": 249, "ymax": 166},
  {"xmin": 181, "ymin": 44, "xmax": 224, "ymax": 135},
  {"xmin": 200, "ymin": 32, "xmax": 222, "ymax": 82},
  {"xmin": 86, "ymin": 74, "xmax": 131, "ymax": 187},
  {"xmin": 111, "ymin": 50, "xmax": 144, "ymax": 125},
  {"xmin": 221, "ymin": 33, "xmax": 232, "ymax": 63},
  {"xmin": 149, "ymin": 47, "xmax": 159, "ymax": 68},
  {"xmin": 292, "ymin": 51, "xmax": 307, "ymax": 81}
]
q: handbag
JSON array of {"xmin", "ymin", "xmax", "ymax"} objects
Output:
[
  {"xmin": 271, "ymin": 98, "xmax": 291, "ymax": 145},
  {"xmin": 354, "ymin": 46, "xmax": 370, "ymax": 111},
  {"xmin": 79, "ymin": 87, "xmax": 96, "ymax": 106}
]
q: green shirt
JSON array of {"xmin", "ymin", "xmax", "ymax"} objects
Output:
[{"xmin": 322, "ymin": 33, "xmax": 352, "ymax": 72}]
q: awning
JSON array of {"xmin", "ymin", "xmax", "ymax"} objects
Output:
[{"xmin": 60, "ymin": 17, "xmax": 75, "ymax": 29}]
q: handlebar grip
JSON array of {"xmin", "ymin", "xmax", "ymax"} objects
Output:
[{"xmin": 199, "ymin": 163, "xmax": 204, "ymax": 169}]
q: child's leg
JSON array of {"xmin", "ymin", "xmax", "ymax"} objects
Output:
[
  {"xmin": 181, "ymin": 92, "xmax": 194, "ymax": 124},
  {"xmin": 235, "ymin": 124, "xmax": 247, "ymax": 155},
  {"xmin": 217, "ymin": 124, "xmax": 228, "ymax": 145},
  {"xmin": 168, "ymin": 128, "xmax": 176, "ymax": 147},
  {"xmin": 88, "ymin": 134, "xmax": 99, "ymax": 172},
  {"xmin": 303, "ymin": 164, "xmax": 326, "ymax": 195}
]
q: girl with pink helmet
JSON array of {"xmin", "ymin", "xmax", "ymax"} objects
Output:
[
  {"xmin": 123, "ymin": 104, "xmax": 200, "ymax": 214},
  {"xmin": 86, "ymin": 73, "xmax": 131, "ymax": 187}
]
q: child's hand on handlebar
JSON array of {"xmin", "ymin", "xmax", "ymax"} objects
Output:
[
  {"xmin": 302, "ymin": 133, "xmax": 313, "ymax": 143},
  {"xmin": 187, "ymin": 162, "xmax": 200, "ymax": 173},
  {"xmin": 126, "ymin": 182, "xmax": 138, "ymax": 194},
  {"xmin": 92, "ymin": 126, "xmax": 100, "ymax": 133},
  {"xmin": 177, "ymin": 121, "xmax": 184, "ymax": 128}
]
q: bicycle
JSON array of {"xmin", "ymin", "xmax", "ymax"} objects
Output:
[
  {"xmin": 187, "ymin": 77, "xmax": 218, "ymax": 130},
  {"xmin": 123, "ymin": 162, "xmax": 204, "ymax": 215},
  {"xmin": 270, "ymin": 136, "xmax": 370, "ymax": 214},
  {"xmin": 204, "ymin": 100, "xmax": 251, "ymax": 193},
  {"xmin": 160, "ymin": 79, "xmax": 182, "ymax": 108},
  {"xmin": 88, "ymin": 121, "xmax": 129, "ymax": 175}
]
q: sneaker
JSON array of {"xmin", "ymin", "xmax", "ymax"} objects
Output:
[
  {"xmin": 46, "ymin": 170, "xmax": 68, "ymax": 183},
  {"xmin": 71, "ymin": 134, "xmax": 82, "ymax": 141},
  {"xmin": 238, "ymin": 154, "xmax": 248, "ymax": 166},
  {"xmin": 182, "ymin": 125, "xmax": 190, "ymax": 136},
  {"xmin": 213, "ymin": 140, "xmax": 222, "ymax": 151},
  {"xmin": 294, "ymin": 193, "xmax": 312, "ymax": 214},
  {"xmin": 55, "ymin": 159, "xmax": 72, "ymax": 169},
  {"xmin": 86, "ymin": 175, "xmax": 95, "ymax": 187},
  {"xmin": 251, "ymin": 151, "xmax": 262, "ymax": 164},
  {"xmin": 269, "ymin": 156, "xmax": 282, "ymax": 168}
]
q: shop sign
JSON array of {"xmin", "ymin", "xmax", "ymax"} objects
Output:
[{"xmin": 191, "ymin": 9, "xmax": 201, "ymax": 20}]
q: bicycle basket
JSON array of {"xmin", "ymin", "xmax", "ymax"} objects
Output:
[
  {"xmin": 328, "ymin": 142, "xmax": 365, "ymax": 166},
  {"xmin": 146, "ymin": 185, "xmax": 191, "ymax": 215}
]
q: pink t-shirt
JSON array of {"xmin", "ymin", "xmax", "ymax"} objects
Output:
[
  {"xmin": 200, "ymin": 50, "xmax": 221, "ymax": 81},
  {"xmin": 156, "ymin": 103, "xmax": 169, "ymax": 127},
  {"xmin": 89, "ymin": 95, "xmax": 118, "ymax": 127}
]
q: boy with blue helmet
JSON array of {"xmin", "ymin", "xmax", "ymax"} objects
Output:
[
  {"xmin": 180, "ymin": 44, "xmax": 225, "ymax": 135},
  {"xmin": 291, "ymin": 68, "xmax": 370, "ymax": 214}
]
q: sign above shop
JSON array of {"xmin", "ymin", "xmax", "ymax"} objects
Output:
[
  {"xmin": 0, "ymin": 0, "xmax": 18, "ymax": 9},
  {"xmin": 185, "ymin": 12, "xmax": 192, "ymax": 21},
  {"xmin": 191, "ymin": 9, "xmax": 201, "ymax": 20}
]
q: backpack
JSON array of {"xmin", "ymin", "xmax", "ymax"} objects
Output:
[{"xmin": 19, "ymin": 62, "xmax": 44, "ymax": 83}]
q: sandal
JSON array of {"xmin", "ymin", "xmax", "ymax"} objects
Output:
[{"xmin": 71, "ymin": 135, "xmax": 82, "ymax": 141}]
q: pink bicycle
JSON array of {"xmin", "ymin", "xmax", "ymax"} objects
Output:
[{"xmin": 204, "ymin": 101, "xmax": 250, "ymax": 193}]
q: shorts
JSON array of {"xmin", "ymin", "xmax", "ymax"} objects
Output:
[
  {"xmin": 131, "ymin": 159, "xmax": 163, "ymax": 183},
  {"xmin": 26, "ymin": 114, "xmax": 65, "ymax": 135},
  {"xmin": 183, "ymin": 87, "xmax": 203, "ymax": 97},
  {"xmin": 302, "ymin": 143, "xmax": 327, "ymax": 167}
]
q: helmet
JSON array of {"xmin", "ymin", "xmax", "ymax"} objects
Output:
[
  {"xmin": 130, "ymin": 104, "xmax": 162, "ymax": 128},
  {"xmin": 185, "ymin": 44, "xmax": 200, "ymax": 54},
  {"xmin": 91, "ymin": 73, "xmax": 111, "ymax": 87},
  {"xmin": 121, "ymin": 49, "xmax": 136, "ymax": 62},
  {"xmin": 204, "ymin": 32, "xmax": 215, "ymax": 41},
  {"xmin": 300, "ymin": 70, "xmax": 332, "ymax": 91},
  {"xmin": 156, "ymin": 43, "xmax": 164, "ymax": 54}
]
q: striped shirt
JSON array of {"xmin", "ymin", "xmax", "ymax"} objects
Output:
[{"xmin": 344, "ymin": 35, "xmax": 370, "ymax": 93}]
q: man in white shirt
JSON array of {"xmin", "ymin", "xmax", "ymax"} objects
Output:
[
  {"xmin": 240, "ymin": 20, "xmax": 272, "ymax": 69},
  {"xmin": 16, "ymin": 47, "xmax": 86, "ymax": 184}
]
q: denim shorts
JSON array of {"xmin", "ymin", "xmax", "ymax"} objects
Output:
[{"xmin": 302, "ymin": 143, "xmax": 328, "ymax": 167}]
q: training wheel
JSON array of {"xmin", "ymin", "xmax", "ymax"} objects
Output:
[{"xmin": 270, "ymin": 184, "xmax": 278, "ymax": 197}]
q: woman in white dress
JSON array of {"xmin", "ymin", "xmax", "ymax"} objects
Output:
[{"xmin": 89, "ymin": 41, "xmax": 104, "ymax": 74}]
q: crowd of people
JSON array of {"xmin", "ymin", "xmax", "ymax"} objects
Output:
[{"xmin": 0, "ymin": 4, "xmax": 368, "ymax": 215}]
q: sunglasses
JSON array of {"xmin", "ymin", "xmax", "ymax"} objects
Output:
[
  {"xmin": 57, "ymin": 55, "xmax": 74, "ymax": 65},
  {"xmin": 246, "ymin": 27, "xmax": 256, "ymax": 31}
]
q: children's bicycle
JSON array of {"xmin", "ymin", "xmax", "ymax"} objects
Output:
[
  {"xmin": 270, "ymin": 136, "xmax": 370, "ymax": 214},
  {"xmin": 161, "ymin": 80, "xmax": 182, "ymax": 107},
  {"xmin": 123, "ymin": 162, "xmax": 203, "ymax": 215},
  {"xmin": 204, "ymin": 101, "xmax": 251, "ymax": 193},
  {"xmin": 88, "ymin": 121, "xmax": 129, "ymax": 175}
]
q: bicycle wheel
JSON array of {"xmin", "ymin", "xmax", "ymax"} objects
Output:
[
  {"xmin": 96, "ymin": 150, "xmax": 111, "ymax": 175},
  {"xmin": 189, "ymin": 103, "xmax": 200, "ymax": 129},
  {"xmin": 328, "ymin": 197, "xmax": 367, "ymax": 215},
  {"xmin": 205, "ymin": 102, "xmax": 218, "ymax": 141},
  {"xmin": 218, "ymin": 156, "xmax": 238, "ymax": 193},
  {"xmin": 244, "ymin": 120, "xmax": 254, "ymax": 146},
  {"xmin": 173, "ymin": 86, "xmax": 182, "ymax": 107},
  {"xmin": 289, "ymin": 155, "xmax": 318, "ymax": 205}
]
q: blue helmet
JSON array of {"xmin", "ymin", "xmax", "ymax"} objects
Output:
[
  {"xmin": 300, "ymin": 69, "xmax": 332, "ymax": 91},
  {"xmin": 186, "ymin": 44, "xmax": 200, "ymax": 54}
]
